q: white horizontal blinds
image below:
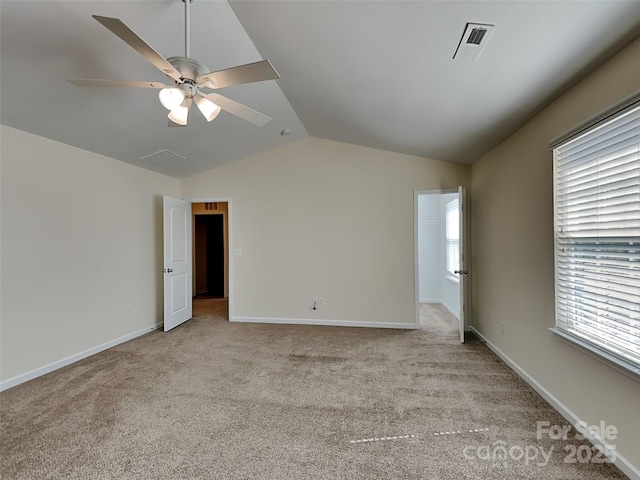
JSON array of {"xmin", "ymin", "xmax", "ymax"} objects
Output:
[
  {"xmin": 446, "ymin": 199, "xmax": 460, "ymax": 276},
  {"xmin": 553, "ymin": 102, "xmax": 640, "ymax": 367}
]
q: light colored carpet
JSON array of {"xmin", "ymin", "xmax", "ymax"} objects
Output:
[
  {"xmin": 419, "ymin": 302, "xmax": 460, "ymax": 337},
  {"xmin": 0, "ymin": 300, "xmax": 626, "ymax": 479}
]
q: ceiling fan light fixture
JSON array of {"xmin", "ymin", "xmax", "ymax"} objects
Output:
[
  {"xmin": 159, "ymin": 87, "xmax": 186, "ymax": 110},
  {"xmin": 168, "ymin": 103, "xmax": 189, "ymax": 126},
  {"xmin": 68, "ymin": 4, "xmax": 279, "ymax": 128},
  {"xmin": 195, "ymin": 96, "xmax": 221, "ymax": 122}
]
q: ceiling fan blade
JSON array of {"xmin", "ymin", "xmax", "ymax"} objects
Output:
[
  {"xmin": 92, "ymin": 15, "xmax": 182, "ymax": 83},
  {"xmin": 204, "ymin": 93, "xmax": 272, "ymax": 127},
  {"xmin": 67, "ymin": 79, "xmax": 167, "ymax": 89},
  {"xmin": 196, "ymin": 60, "xmax": 280, "ymax": 89}
]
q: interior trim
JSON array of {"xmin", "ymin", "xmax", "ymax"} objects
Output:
[
  {"xmin": 0, "ymin": 323, "xmax": 162, "ymax": 392},
  {"xmin": 549, "ymin": 327, "xmax": 640, "ymax": 383},
  {"xmin": 471, "ymin": 326, "xmax": 640, "ymax": 480},
  {"xmin": 231, "ymin": 316, "xmax": 417, "ymax": 330},
  {"xmin": 549, "ymin": 90, "xmax": 640, "ymax": 148}
]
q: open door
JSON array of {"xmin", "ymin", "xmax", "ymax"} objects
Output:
[
  {"xmin": 456, "ymin": 186, "xmax": 468, "ymax": 343},
  {"xmin": 163, "ymin": 195, "xmax": 192, "ymax": 331}
]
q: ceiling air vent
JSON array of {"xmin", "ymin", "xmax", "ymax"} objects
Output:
[
  {"xmin": 467, "ymin": 28, "xmax": 487, "ymax": 45},
  {"xmin": 139, "ymin": 149, "xmax": 186, "ymax": 167},
  {"xmin": 453, "ymin": 23, "xmax": 495, "ymax": 61}
]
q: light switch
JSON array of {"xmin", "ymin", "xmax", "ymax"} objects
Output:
[{"xmin": 234, "ymin": 248, "xmax": 242, "ymax": 256}]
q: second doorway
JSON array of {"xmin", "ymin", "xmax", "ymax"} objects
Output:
[{"xmin": 193, "ymin": 202, "xmax": 228, "ymax": 298}]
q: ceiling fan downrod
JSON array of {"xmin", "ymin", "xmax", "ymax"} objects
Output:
[
  {"xmin": 183, "ymin": 0, "xmax": 191, "ymax": 58},
  {"xmin": 66, "ymin": 0, "xmax": 277, "ymax": 127}
]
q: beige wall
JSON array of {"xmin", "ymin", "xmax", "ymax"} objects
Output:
[
  {"xmin": 471, "ymin": 37, "xmax": 640, "ymax": 470},
  {"xmin": 4, "ymin": 33, "xmax": 636, "ymax": 470},
  {"xmin": 182, "ymin": 137, "xmax": 469, "ymax": 326},
  {"xmin": 0, "ymin": 125, "xmax": 180, "ymax": 382}
]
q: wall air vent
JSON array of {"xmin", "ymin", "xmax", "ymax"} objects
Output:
[{"xmin": 453, "ymin": 23, "xmax": 495, "ymax": 61}]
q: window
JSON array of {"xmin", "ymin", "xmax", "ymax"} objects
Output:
[
  {"xmin": 445, "ymin": 198, "xmax": 460, "ymax": 280},
  {"xmin": 552, "ymin": 96, "xmax": 640, "ymax": 373}
]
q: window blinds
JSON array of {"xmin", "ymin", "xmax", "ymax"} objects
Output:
[{"xmin": 553, "ymin": 101, "xmax": 640, "ymax": 368}]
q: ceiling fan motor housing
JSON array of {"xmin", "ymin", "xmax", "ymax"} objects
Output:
[
  {"xmin": 66, "ymin": 8, "xmax": 277, "ymax": 127},
  {"xmin": 167, "ymin": 56, "xmax": 209, "ymax": 83}
]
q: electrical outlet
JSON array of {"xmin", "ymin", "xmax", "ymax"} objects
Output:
[
  {"xmin": 501, "ymin": 322, "xmax": 505, "ymax": 335},
  {"xmin": 317, "ymin": 297, "xmax": 325, "ymax": 306},
  {"xmin": 233, "ymin": 248, "xmax": 242, "ymax": 256},
  {"xmin": 135, "ymin": 306, "xmax": 141, "ymax": 317}
]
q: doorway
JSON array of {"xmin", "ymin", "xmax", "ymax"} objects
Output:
[
  {"xmin": 414, "ymin": 188, "xmax": 468, "ymax": 342},
  {"xmin": 195, "ymin": 215, "xmax": 224, "ymax": 297},
  {"xmin": 192, "ymin": 202, "xmax": 229, "ymax": 299}
]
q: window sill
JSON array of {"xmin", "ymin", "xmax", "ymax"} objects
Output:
[
  {"xmin": 446, "ymin": 274, "xmax": 459, "ymax": 284},
  {"xmin": 549, "ymin": 327, "xmax": 640, "ymax": 383}
]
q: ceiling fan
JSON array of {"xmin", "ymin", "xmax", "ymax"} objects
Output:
[{"xmin": 67, "ymin": 0, "xmax": 280, "ymax": 127}]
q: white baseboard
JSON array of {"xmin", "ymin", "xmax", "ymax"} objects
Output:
[
  {"xmin": 231, "ymin": 316, "xmax": 417, "ymax": 330},
  {"xmin": 419, "ymin": 300, "xmax": 460, "ymax": 321},
  {"xmin": 0, "ymin": 323, "xmax": 162, "ymax": 392},
  {"xmin": 440, "ymin": 300, "xmax": 460, "ymax": 320},
  {"xmin": 470, "ymin": 326, "xmax": 639, "ymax": 480}
]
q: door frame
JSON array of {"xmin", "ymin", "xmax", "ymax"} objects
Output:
[
  {"xmin": 413, "ymin": 189, "xmax": 470, "ymax": 337},
  {"xmin": 189, "ymin": 197, "xmax": 233, "ymax": 318}
]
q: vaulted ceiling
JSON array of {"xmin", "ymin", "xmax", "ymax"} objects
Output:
[{"xmin": 1, "ymin": 1, "xmax": 639, "ymax": 178}]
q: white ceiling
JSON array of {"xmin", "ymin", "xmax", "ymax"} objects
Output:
[{"xmin": 2, "ymin": 1, "xmax": 640, "ymax": 178}]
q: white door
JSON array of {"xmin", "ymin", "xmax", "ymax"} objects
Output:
[
  {"xmin": 163, "ymin": 195, "xmax": 192, "ymax": 331},
  {"xmin": 456, "ymin": 186, "xmax": 468, "ymax": 343}
]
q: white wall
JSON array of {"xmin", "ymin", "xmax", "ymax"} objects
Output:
[
  {"xmin": 418, "ymin": 194, "xmax": 441, "ymax": 302},
  {"xmin": 417, "ymin": 193, "xmax": 460, "ymax": 319},
  {"xmin": 471, "ymin": 36, "xmax": 640, "ymax": 474},
  {"xmin": 0, "ymin": 126, "xmax": 180, "ymax": 384},
  {"xmin": 182, "ymin": 137, "xmax": 470, "ymax": 327}
]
